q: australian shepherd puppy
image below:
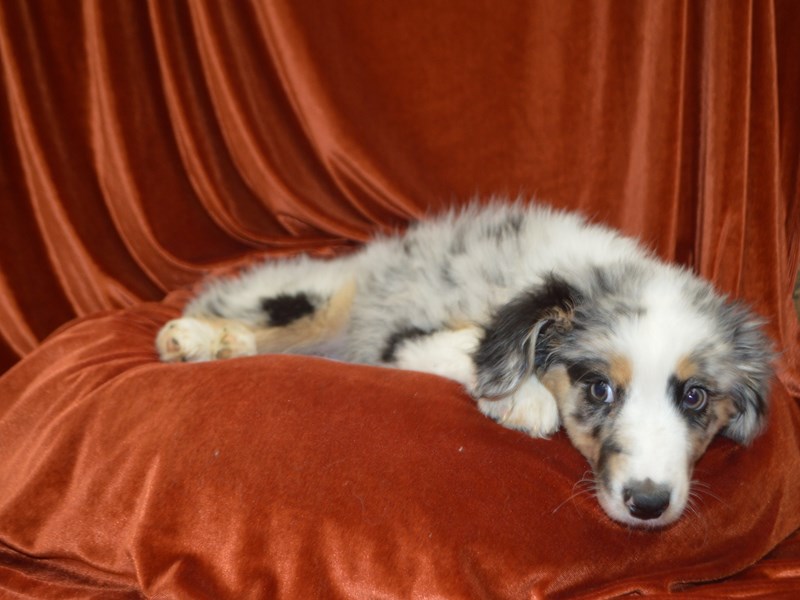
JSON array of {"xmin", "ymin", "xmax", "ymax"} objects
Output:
[{"xmin": 156, "ymin": 202, "xmax": 773, "ymax": 528}]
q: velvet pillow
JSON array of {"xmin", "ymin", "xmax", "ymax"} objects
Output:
[{"xmin": 0, "ymin": 291, "xmax": 798, "ymax": 598}]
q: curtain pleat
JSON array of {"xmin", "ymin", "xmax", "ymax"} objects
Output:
[{"xmin": 0, "ymin": 0, "xmax": 797, "ymax": 373}]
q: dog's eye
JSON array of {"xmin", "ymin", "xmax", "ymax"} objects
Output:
[
  {"xmin": 682, "ymin": 386, "xmax": 708, "ymax": 411},
  {"xmin": 589, "ymin": 380, "xmax": 615, "ymax": 404}
]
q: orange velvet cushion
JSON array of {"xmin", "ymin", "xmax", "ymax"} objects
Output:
[{"xmin": 0, "ymin": 292, "xmax": 799, "ymax": 598}]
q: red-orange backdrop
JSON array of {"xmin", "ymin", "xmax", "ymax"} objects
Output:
[{"xmin": 1, "ymin": 1, "xmax": 798, "ymax": 373}]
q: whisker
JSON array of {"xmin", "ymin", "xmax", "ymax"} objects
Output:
[
  {"xmin": 551, "ymin": 471, "xmax": 598, "ymax": 514},
  {"xmin": 682, "ymin": 493, "xmax": 711, "ymax": 542},
  {"xmin": 689, "ymin": 479, "xmax": 726, "ymax": 507}
]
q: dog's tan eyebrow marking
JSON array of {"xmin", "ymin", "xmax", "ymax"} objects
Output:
[
  {"xmin": 676, "ymin": 355, "xmax": 698, "ymax": 382},
  {"xmin": 609, "ymin": 354, "xmax": 632, "ymax": 389}
]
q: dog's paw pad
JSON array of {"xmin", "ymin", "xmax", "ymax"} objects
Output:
[
  {"xmin": 214, "ymin": 325, "xmax": 256, "ymax": 360},
  {"xmin": 156, "ymin": 318, "xmax": 217, "ymax": 362}
]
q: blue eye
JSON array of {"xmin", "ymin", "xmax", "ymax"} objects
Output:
[
  {"xmin": 589, "ymin": 380, "xmax": 615, "ymax": 403},
  {"xmin": 682, "ymin": 386, "xmax": 708, "ymax": 411}
]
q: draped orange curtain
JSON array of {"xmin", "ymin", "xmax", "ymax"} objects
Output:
[
  {"xmin": 1, "ymin": 1, "xmax": 798, "ymax": 374},
  {"xmin": 1, "ymin": 3, "xmax": 800, "ymax": 597}
]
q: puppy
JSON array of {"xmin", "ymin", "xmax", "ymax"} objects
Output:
[{"xmin": 156, "ymin": 202, "xmax": 773, "ymax": 527}]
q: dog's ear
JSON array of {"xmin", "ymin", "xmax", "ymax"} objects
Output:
[
  {"xmin": 720, "ymin": 305, "xmax": 775, "ymax": 445},
  {"xmin": 472, "ymin": 275, "xmax": 580, "ymax": 398}
]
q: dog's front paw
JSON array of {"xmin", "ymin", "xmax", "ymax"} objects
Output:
[
  {"xmin": 477, "ymin": 377, "xmax": 561, "ymax": 438},
  {"xmin": 156, "ymin": 317, "xmax": 256, "ymax": 362}
]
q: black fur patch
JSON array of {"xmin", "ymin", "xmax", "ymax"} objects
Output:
[
  {"xmin": 668, "ymin": 375, "xmax": 710, "ymax": 429},
  {"xmin": 261, "ymin": 293, "xmax": 316, "ymax": 327},
  {"xmin": 569, "ymin": 362, "xmax": 622, "ymax": 429},
  {"xmin": 381, "ymin": 326, "xmax": 433, "ymax": 363},
  {"xmin": 566, "ymin": 360, "xmax": 606, "ymax": 385},
  {"xmin": 473, "ymin": 275, "xmax": 580, "ymax": 398}
]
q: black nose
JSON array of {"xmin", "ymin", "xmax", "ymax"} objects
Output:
[{"xmin": 623, "ymin": 480, "xmax": 671, "ymax": 520}]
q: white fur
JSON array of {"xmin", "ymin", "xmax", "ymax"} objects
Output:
[
  {"xmin": 477, "ymin": 377, "xmax": 561, "ymax": 438},
  {"xmin": 393, "ymin": 327, "xmax": 481, "ymax": 387}
]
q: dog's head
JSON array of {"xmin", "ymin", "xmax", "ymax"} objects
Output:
[{"xmin": 474, "ymin": 263, "xmax": 774, "ymax": 527}]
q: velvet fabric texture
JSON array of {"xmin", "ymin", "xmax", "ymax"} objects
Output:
[{"xmin": 1, "ymin": 1, "xmax": 799, "ymax": 597}]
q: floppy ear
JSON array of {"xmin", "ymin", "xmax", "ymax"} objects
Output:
[
  {"xmin": 472, "ymin": 275, "xmax": 580, "ymax": 398},
  {"xmin": 720, "ymin": 304, "xmax": 775, "ymax": 445}
]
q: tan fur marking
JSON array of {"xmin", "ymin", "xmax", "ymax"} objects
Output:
[
  {"xmin": 689, "ymin": 434, "xmax": 712, "ymax": 461},
  {"xmin": 689, "ymin": 397, "xmax": 737, "ymax": 459},
  {"xmin": 540, "ymin": 365, "xmax": 604, "ymax": 464},
  {"xmin": 565, "ymin": 422, "xmax": 602, "ymax": 467},
  {"xmin": 254, "ymin": 279, "xmax": 356, "ymax": 353},
  {"xmin": 446, "ymin": 318, "xmax": 477, "ymax": 331},
  {"xmin": 539, "ymin": 364, "xmax": 572, "ymax": 402},
  {"xmin": 609, "ymin": 355, "xmax": 632, "ymax": 389},
  {"xmin": 676, "ymin": 355, "xmax": 698, "ymax": 382},
  {"xmin": 714, "ymin": 396, "xmax": 738, "ymax": 422}
]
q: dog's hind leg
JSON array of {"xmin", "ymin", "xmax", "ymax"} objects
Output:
[
  {"xmin": 156, "ymin": 256, "xmax": 357, "ymax": 363},
  {"xmin": 157, "ymin": 316, "xmax": 258, "ymax": 362}
]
